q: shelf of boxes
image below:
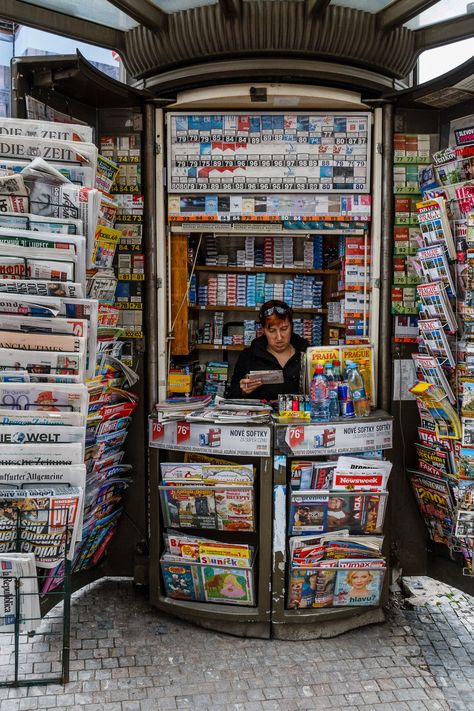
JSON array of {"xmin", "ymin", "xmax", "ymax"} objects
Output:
[
  {"xmin": 192, "ymin": 305, "xmax": 329, "ymax": 314},
  {"xmin": 391, "ymin": 135, "xmax": 433, "ymax": 343},
  {"xmin": 195, "ymin": 266, "xmax": 339, "ymax": 275}
]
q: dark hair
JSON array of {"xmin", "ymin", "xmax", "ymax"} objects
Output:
[{"xmin": 259, "ymin": 300, "xmax": 293, "ymax": 328}]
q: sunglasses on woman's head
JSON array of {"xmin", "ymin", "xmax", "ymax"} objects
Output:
[{"xmin": 261, "ymin": 305, "xmax": 290, "ymax": 317}]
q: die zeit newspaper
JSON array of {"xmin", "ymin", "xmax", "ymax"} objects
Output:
[{"xmin": 0, "ymin": 485, "xmax": 83, "ymax": 566}]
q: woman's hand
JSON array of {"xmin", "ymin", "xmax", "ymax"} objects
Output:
[{"xmin": 240, "ymin": 377, "xmax": 262, "ymax": 395}]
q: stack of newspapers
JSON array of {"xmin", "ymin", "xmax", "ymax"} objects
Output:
[{"xmin": 0, "ymin": 116, "xmax": 139, "ymax": 609}]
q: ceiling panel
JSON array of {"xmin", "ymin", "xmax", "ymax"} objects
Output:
[
  {"xmin": 404, "ymin": 0, "xmax": 468, "ymax": 29},
  {"xmin": 20, "ymin": 0, "xmax": 139, "ymax": 30},
  {"xmin": 149, "ymin": 0, "xmax": 217, "ymax": 11},
  {"xmin": 331, "ymin": 0, "xmax": 395, "ymax": 11}
]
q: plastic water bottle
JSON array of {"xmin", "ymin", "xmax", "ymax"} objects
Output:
[
  {"xmin": 332, "ymin": 360, "xmax": 343, "ymax": 382},
  {"xmin": 310, "ymin": 364, "xmax": 330, "ymax": 422},
  {"xmin": 346, "ymin": 363, "xmax": 371, "ymax": 417},
  {"xmin": 343, "ymin": 360, "xmax": 354, "ymax": 381},
  {"xmin": 324, "ymin": 362, "xmax": 340, "ymax": 419}
]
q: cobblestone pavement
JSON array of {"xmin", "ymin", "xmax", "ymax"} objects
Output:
[{"xmin": 0, "ymin": 576, "xmax": 473, "ymax": 711}]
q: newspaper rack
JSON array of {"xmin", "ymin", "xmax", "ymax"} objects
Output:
[{"xmin": 0, "ymin": 503, "xmax": 73, "ymax": 688}]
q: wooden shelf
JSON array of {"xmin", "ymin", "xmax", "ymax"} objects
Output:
[
  {"xmin": 195, "ymin": 265, "xmax": 339, "ymax": 275},
  {"xmin": 172, "ymin": 225, "xmax": 366, "ymax": 236},
  {"xmin": 196, "ymin": 344, "xmax": 245, "ymax": 351},
  {"xmin": 330, "ymin": 287, "xmax": 372, "ymax": 298},
  {"xmin": 328, "ymin": 322, "xmax": 347, "ymax": 329},
  {"xmin": 191, "ymin": 305, "xmax": 328, "ymax": 314}
]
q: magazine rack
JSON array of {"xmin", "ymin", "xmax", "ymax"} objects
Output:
[
  {"xmin": 149, "ymin": 412, "xmax": 393, "ymax": 638},
  {"xmin": 272, "ymin": 411, "xmax": 392, "ymax": 639},
  {"xmin": 149, "ymin": 420, "xmax": 274, "ymax": 639},
  {"xmin": 0, "ymin": 506, "xmax": 73, "ymax": 688}
]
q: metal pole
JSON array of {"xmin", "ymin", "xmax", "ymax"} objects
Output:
[
  {"xmin": 143, "ymin": 101, "xmax": 159, "ymax": 412},
  {"xmin": 143, "ymin": 101, "xmax": 158, "ymax": 544},
  {"xmin": 379, "ymin": 103, "xmax": 394, "ymax": 413}
]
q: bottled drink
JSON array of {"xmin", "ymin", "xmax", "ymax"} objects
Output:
[
  {"xmin": 332, "ymin": 360, "xmax": 343, "ymax": 382},
  {"xmin": 324, "ymin": 362, "xmax": 340, "ymax": 419},
  {"xmin": 346, "ymin": 363, "xmax": 371, "ymax": 417},
  {"xmin": 343, "ymin": 360, "xmax": 354, "ymax": 381},
  {"xmin": 310, "ymin": 364, "xmax": 330, "ymax": 422}
]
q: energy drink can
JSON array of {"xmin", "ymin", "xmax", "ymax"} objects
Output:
[
  {"xmin": 340, "ymin": 399, "xmax": 355, "ymax": 418},
  {"xmin": 337, "ymin": 384, "xmax": 349, "ymax": 401}
]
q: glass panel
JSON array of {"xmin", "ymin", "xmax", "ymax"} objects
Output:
[
  {"xmin": 21, "ymin": 0, "xmax": 138, "ymax": 30},
  {"xmin": 150, "ymin": 0, "xmax": 218, "ymax": 11},
  {"xmin": 405, "ymin": 0, "xmax": 468, "ymax": 29},
  {"xmin": 331, "ymin": 1, "xmax": 396, "ymax": 12},
  {"xmin": 418, "ymin": 38, "xmax": 474, "ymax": 82}
]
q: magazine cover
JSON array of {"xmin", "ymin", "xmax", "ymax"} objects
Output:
[
  {"xmin": 333, "ymin": 565, "xmax": 385, "ymax": 606},
  {"xmin": 161, "ymin": 559, "xmax": 202, "ymax": 601},
  {"xmin": 408, "ymin": 469, "xmax": 455, "ymax": 545},
  {"xmin": 200, "ymin": 564, "xmax": 254, "ymax": 606},
  {"xmin": 289, "ymin": 491, "xmax": 329, "ymax": 535},
  {"xmin": 326, "ymin": 492, "xmax": 387, "ymax": 534},
  {"xmin": 215, "ymin": 486, "xmax": 254, "ymax": 531},
  {"xmin": 287, "ymin": 563, "xmax": 338, "ymax": 609},
  {"xmin": 160, "ymin": 486, "xmax": 216, "ymax": 528},
  {"xmin": 415, "ymin": 442, "xmax": 452, "ymax": 477}
]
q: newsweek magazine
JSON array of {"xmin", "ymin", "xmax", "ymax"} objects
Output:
[
  {"xmin": 0, "ymin": 485, "xmax": 83, "ymax": 566},
  {"xmin": 0, "ymin": 553, "xmax": 40, "ymax": 633}
]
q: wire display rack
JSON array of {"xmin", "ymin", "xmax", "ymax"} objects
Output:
[{"xmin": 0, "ymin": 505, "xmax": 73, "ymax": 687}]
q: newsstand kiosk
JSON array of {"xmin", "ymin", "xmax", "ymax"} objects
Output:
[{"xmin": 10, "ymin": 45, "xmax": 474, "ymax": 637}]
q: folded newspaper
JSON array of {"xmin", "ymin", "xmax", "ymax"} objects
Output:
[{"xmin": 0, "ymin": 553, "xmax": 41, "ymax": 633}]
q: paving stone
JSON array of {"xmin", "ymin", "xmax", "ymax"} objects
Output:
[{"xmin": 0, "ymin": 577, "xmax": 472, "ymax": 711}]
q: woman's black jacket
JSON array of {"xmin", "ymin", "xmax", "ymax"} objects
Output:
[{"xmin": 226, "ymin": 332, "xmax": 308, "ymax": 401}]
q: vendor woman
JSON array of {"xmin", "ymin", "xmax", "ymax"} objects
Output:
[{"xmin": 227, "ymin": 300, "xmax": 308, "ymax": 401}]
